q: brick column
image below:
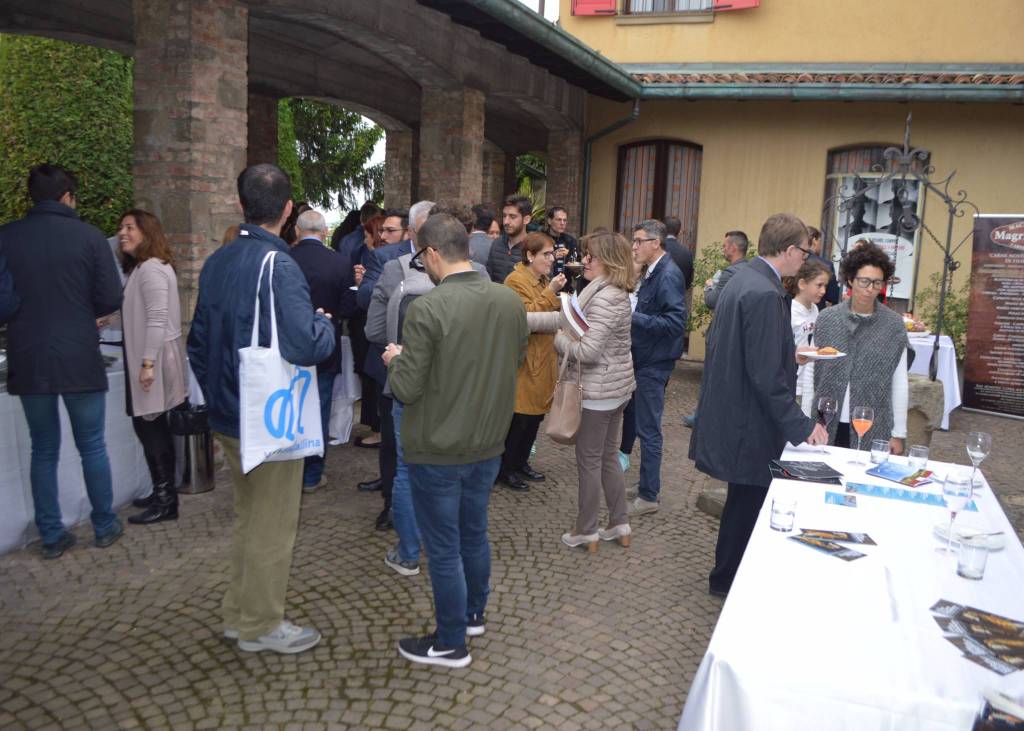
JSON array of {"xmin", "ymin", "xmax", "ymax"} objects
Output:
[
  {"xmin": 383, "ymin": 129, "xmax": 414, "ymax": 209},
  {"xmin": 417, "ymin": 87, "xmax": 484, "ymax": 204},
  {"xmin": 247, "ymin": 92, "xmax": 278, "ymax": 167},
  {"xmin": 132, "ymin": 0, "xmax": 249, "ymax": 327},
  {"xmin": 481, "ymin": 140, "xmax": 507, "ymax": 211},
  {"xmin": 546, "ymin": 127, "xmax": 583, "ymax": 234}
]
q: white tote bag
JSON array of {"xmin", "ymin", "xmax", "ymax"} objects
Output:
[
  {"xmin": 238, "ymin": 251, "xmax": 324, "ymax": 474},
  {"xmin": 327, "ymin": 335, "xmax": 359, "ymax": 444}
]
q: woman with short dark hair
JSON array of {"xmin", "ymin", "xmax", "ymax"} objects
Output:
[
  {"xmin": 118, "ymin": 209, "xmax": 188, "ymax": 524},
  {"xmin": 812, "ymin": 242, "xmax": 909, "ymax": 454}
]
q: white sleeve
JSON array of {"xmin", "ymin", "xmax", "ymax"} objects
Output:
[
  {"xmin": 890, "ymin": 350, "xmax": 908, "ymax": 438},
  {"xmin": 800, "ymin": 362, "xmax": 815, "ymax": 416}
]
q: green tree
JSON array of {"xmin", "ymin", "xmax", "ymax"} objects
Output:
[
  {"xmin": 282, "ymin": 98, "xmax": 383, "ymax": 210},
  {"xmin": 276, "ymin": 99, "xmax": 305, "ymax": 202},
  {"xmin": 0, "ymin": 34, "xmax": 133, "ymax": 234}
]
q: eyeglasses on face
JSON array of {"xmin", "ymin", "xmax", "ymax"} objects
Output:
[
  {"xmin": 853, "ymin": 276, "xmax": 886, "ymax": 290},
  {"xmin": 540, "ymin": 250, "xmax": 556, "ymax": 259},
  {"xmin": 632, "ymin": 237, "xmax": 658, "ymax": 246},
  {"xmin": 794, "ymin": 245, "xmax": 813, "ymax": 259},
  {"xmin": 381, "ymin": 227, "xmax": 403, "ymax": 234},
  {"xmin": 409, "ymin": 245, "xmax": 433, "ymax": 272}
]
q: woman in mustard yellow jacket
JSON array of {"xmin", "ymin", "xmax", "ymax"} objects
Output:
[{"xmin": 497, "ymin": 232, "xmax": 567, "ymax": 491}]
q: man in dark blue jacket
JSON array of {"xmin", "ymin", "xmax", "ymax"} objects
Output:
[
  {"xmin": 690, "ymin": 214, "xmax": 827, "ymax": 596},
  {"xmin": 0, "ymin": 250, "xmax": 18, "ymax": 322},
  {"xmin": 1, "ymin": 164, "xmax": 124, "ymax": 559},
  {"xmin": 287, "ymin": 209, "xmax": 347, "ymax": 493},
  {"xmin": 188, "ymin": 163, "xmax": 334, "ymax": 655},
  {"xmin": 628, "ymin": 220, "xmax": 688, "ymax": 516}
]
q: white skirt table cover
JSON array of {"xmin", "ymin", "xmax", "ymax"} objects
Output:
[
  {"xmin": 0, "ymin": 355, "xmax": 151, "ymax": 555},
  {"xmin": 679, "ymin": 444, "xmax": 1024, "ymax": 731},
  {"xmin": 908, "ymin": 334, "xmax": 961, "ymax": 430}
]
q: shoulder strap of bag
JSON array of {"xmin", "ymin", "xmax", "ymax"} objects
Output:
[{"xmin": 250, "ymin": 251, "xmax": 277, "ymax": 349}]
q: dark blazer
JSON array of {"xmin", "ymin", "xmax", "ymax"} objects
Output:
[
  {"xmin": 0, "ymin": 201, "xmax": 122, "ymax": 394},
  {"xmin": 334, "ymin": 227, "xmax": 365, "ymax": 319},
  {"xmin": 487, "ymin": 234, "xmax": 524, "ymax": 284},
  {"xmin": 631, "ymin": 254, "xmax": 688, "ymax": 371},
  {"xmin": 808, "ymin": 252, "xmax": 840, "ymax": 309},
  {"xmin": 689, "ymin": 257, "xmax": 815, "ymax": 487},
  {"xmin": 187, "ymin": 224, "xmax": 335, "ymax": 438},
  {"xmin": 288, "ymin": 237, "xmax": 347, "ymax": 374},
  {"xmin": 356, "ymin": 240, "xmax": 414, "ymax": 311},
  {"xmin": 664, "ymin": 236, "xmax": 694, "ymax": 291},
  {"xmin": 0, "ymin": 250, "xmax": 19, "ymax": 323}
]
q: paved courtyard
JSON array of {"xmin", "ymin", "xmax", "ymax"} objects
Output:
[{"xmin": 1, "ymin": 362, "xmax": 1022, "ymax": 730}]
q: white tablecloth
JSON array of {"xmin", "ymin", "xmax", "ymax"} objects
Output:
[
  {"xmin": 679, "ymin": 445, "xmax": 1024, "ymax": 731},
  {"xmin": 0, "ymin": 357, "xmax": 151, "ymax": 555},
  {"xmin": 908, "ymin": 334, "xmax": 961, "ymax": 430}
]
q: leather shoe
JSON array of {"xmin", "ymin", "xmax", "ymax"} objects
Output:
[
  {"xmin": 498, "ymin": 472, "xmax": 529, "ymax": 492},
  {"xmin": 357, "ymin": 478, "xmax": 383, "ymax": 492},
  {"xmin": 42, "ymin": 532, "xmax": 76, "ymax": 560},
  {"xmin": 517, "ymin": 464, "xmax": 545, "ymax": 482},
  {"xmin": 132, "ymin": 493, "xmax": 157, "ymax": 509},
  {"xmin": 354, "ymin": 435, "xmax": 381, "ymax": 449},
  {"xmin": 375, "ymin": 509, "xmax": 393, "ymax": 531}
]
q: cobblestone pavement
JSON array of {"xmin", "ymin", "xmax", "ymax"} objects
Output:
[{"xmin": 1, "ymin": 362, "xmax": 1022, "ymax": 730}]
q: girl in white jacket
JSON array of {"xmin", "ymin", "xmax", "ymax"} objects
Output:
[{"xmin": 786, "ymin": 259, "xmax": 832, "ymax": 412}]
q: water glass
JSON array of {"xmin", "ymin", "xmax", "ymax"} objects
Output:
[
  {"xmin": 869, "ymin": 439, "xmax": 890, "ymax": 464},
  {"xmin": 770, "ymin": 497, "xmax": 796, "ymax": 532},
  {"xmin": 908, "ymin": 445, "xmax": 929, "ymax": 471},
  {"xmin": 956, "ymin": 536, "xmax": 989, "ymax": 580}
]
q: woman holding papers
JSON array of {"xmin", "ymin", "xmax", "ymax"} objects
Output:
[
  {"xmin": 498, "ymin": 233, "xmax": 567, "ymax": 492},
  {"xmin": 530, "ymin": 231, "xmax": 636, "ymax": 552}
]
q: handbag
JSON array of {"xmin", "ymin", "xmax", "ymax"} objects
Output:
[
  {"xmin": 546, "ymin": 351, "xmax": 583, "ymax": 445},
  {"xmin": 238, "ymin": 251, "xmax": 324, "ymax": 473}
]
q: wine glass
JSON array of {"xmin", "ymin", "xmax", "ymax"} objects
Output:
[
  {"xmin": 849, "ymin": 406, "xmax": 874, "ymax": 465},
  {"xmin": 965, "ymin": 432, "xmax": 992, "ymax": 490},
  {"xmin": 814, "ymin": 397, "xmax": 837, "ymax": 455},
  {"xmin": 937, "ymin": 468, "xmax": 973, "ymax": 555}
]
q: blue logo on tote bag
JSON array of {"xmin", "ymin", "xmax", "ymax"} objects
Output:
[{"xmin": 263, "ymin": 369, "xmax": 313, "ymax": 440}]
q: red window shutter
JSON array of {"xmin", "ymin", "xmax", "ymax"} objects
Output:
[
  {"xmin": 572, "ymin": 0, "xmax": 617, "ymax": 16},
  {"xmin": 713, "ymin": 0, "xmax": 760, "ymax": 10}
]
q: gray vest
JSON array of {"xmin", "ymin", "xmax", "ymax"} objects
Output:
[{"xmin": 812, "ymin": 300, "xmax": 908, "ymax": 446}]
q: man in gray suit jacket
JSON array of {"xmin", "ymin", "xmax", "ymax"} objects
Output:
[{"xmin": 468, "ymin": 204, "xmax": 495, "ymax": 269}]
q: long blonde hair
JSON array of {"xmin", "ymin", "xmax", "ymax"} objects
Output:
[{"xmin": 581, "ymin": 231, "xmax": 637, "ymax": 292}]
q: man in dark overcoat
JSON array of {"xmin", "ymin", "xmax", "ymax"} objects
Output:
[{"xmin": 689, "ymin": 213, "xmax": 828, "ymax": 596}]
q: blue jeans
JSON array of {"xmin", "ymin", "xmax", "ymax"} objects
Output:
[
  {"xmin": 635, "ymin": 367, "xmax": 672, "ymax": 502},
  {"xmin": 303, "ymin": 371, "xmax": 337, "ymax": 487},
  {"xmin": 392, "ymin": 401, "xmax": 421, "ymax": 562},
  {"xmin": 19, "ymin": 391, "xmax": 116, "ymax": 544},
  {"xmin": 409, "ymin": 456, "xmax": 500, "ymax": 648}
]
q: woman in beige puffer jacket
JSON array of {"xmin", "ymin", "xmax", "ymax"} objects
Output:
[{"xmin": 528, "ymin": 231, "xmax": 637, "ymax": 552}]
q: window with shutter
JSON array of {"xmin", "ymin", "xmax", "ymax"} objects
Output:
[
  {"xmin": 572, "ymin": 0, "xmax": 617, "ymax": 16},
  {"xmin": 615, "ymin": 140, "xmax": 703, "ymax": 250},
  {"xmin": 712, "ymin": 0, "xmax": 760, "ymax": 10}
]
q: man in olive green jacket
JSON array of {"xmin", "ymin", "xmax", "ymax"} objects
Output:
[{"xmin": 384, "ymin": 213, "xmax": 527, "ymax": 669}]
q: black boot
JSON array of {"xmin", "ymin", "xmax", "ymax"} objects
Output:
[
  {"xmin": 129, "ymin": 453, "xmax": 178, "ymax": 524},
  {"xmin": 132, "ymin": 451, "xmax": 160, "ymax": 508}
]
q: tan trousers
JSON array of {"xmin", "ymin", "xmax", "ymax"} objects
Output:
[
  {"xmin": 215, "ymin": 433, "xmax": 303, "ymax": 640},
  {"xmin": 573, "ymin": 403, "xmax": 628, "ymax": 535}
]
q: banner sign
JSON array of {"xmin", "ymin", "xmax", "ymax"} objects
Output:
[{"xmin": 962, "ymin": 215, "xmax": 1024, "ymax": 418}]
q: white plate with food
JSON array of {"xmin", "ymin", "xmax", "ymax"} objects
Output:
[
  {"xmin": 907, "ymin": 330, "xmax": 932, "ymax": 339},
  {"xmin": 802, "ymin": 349, "xmax": 847, "ymax": 360}
]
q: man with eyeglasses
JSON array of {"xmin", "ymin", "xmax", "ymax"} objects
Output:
[
  {"xmin": 625, "ymin": 219, "xmax": 688, "ymax": 517},
  {"xmin": 690, "ymin": 213, "xmax": 828, "ymax": 598}
]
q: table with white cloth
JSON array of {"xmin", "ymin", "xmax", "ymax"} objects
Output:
[
  {"xmin": 908, "ymin": 333, "xmax": 961, "ymax": 430},
  {"xmin": 0, "ymin": 348, "xmax": 151, "ymax": 555},
  {"xmin": 679, "ymin": 445, "xmax": 1024, "ymax": 731}
]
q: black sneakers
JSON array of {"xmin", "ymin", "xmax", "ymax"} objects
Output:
[
  {"xmin": 398, "ymin": 634, "xmax": 471, "ymax": 668},
  {"xmin": 466, "ymin": 613, "xmax": 485, "ymax": 637},
  {"xmin": 42, "ymin": 532, "xmax": 76, "ymax": 560}
]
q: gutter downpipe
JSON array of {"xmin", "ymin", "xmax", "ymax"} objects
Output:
[{"xmin": 580, "ymin": 99, "xmax": 640, "ymax": 234}]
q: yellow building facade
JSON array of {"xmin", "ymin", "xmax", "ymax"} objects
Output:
[{"xmin": 560, "ymin": 0, "xmax": 1024, "ymax": 357}]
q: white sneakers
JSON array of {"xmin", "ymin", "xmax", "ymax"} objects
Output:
[
  {"xmin": 598, "ymin": 523, "xmax": 632, "ymax": 545},
  {"xmin": 627, "ymin": 497, "xmax": 659, "ymax": 516},
  {"xmin": 235, "ymin": 621, "xmax": 321, "ymax": 654}
]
